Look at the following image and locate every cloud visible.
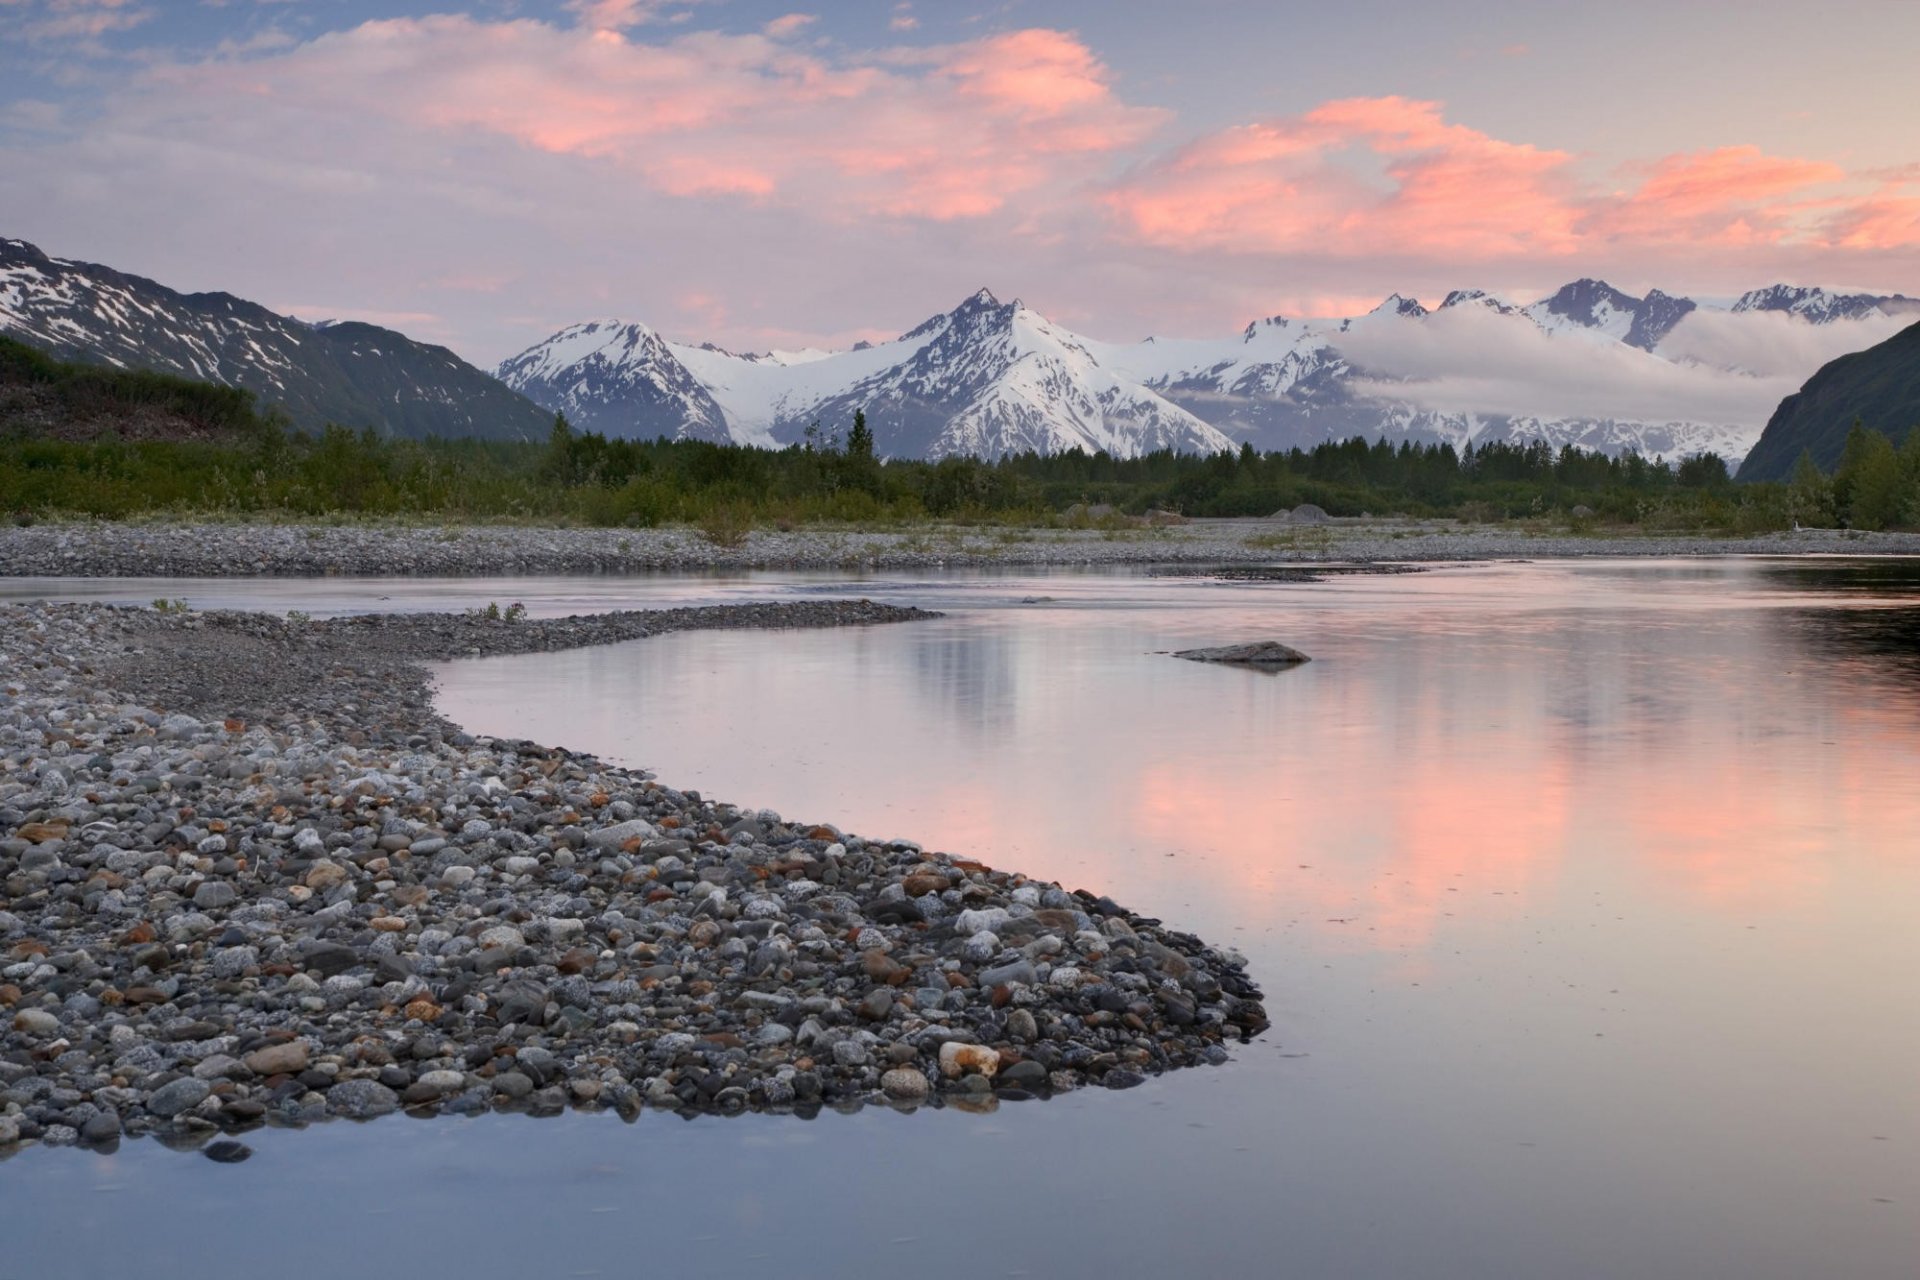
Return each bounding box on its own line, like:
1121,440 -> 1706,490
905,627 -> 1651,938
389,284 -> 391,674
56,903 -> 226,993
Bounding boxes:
1105,96 -> 1584,260
3,14 -> 1914,370
762,12 -> 815,40
1332,303 -> 1904,426
132,16 -> 1163,223
1105,97 -> 1918,272
1655,306 -> 1912,376
11,0 -> 152,41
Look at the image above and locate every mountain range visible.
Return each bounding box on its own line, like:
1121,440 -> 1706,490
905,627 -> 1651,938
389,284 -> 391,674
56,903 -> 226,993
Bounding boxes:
495,280 -> 1920,464
0,237 -> 550,441
5,234 -> 1917,464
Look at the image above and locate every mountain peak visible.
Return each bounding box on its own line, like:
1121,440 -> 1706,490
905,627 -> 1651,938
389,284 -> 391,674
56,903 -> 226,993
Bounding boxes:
1731,283 -> 1920,324
1370,294 -> 1428,318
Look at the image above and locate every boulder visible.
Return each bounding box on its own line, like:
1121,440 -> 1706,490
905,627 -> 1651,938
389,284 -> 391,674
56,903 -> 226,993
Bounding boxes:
1172,641 -> 1311,668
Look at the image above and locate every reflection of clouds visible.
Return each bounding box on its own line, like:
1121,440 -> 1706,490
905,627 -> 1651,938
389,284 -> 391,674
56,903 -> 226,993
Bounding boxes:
436,559 -> 1920,973
906,621 -> 1020,740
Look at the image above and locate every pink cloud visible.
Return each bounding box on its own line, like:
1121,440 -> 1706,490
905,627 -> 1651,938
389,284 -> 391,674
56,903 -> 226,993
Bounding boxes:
1105,96 -> 1917,267
161,17 -> 1161,225
762,13 -> 816,40
1107,96 -> 1582,259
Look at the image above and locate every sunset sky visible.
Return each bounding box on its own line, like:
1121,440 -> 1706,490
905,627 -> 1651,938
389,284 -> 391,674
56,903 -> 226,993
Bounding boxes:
4,0 -> 1918,363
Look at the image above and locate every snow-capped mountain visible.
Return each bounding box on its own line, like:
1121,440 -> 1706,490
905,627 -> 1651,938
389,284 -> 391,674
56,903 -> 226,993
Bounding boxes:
1730,284 -> 1920,325
502,276 -> 1916,464
492,320 -> 730,444
0,237 -> 551,440
499,289 -> 1234,460
1519,279 -> 1697,350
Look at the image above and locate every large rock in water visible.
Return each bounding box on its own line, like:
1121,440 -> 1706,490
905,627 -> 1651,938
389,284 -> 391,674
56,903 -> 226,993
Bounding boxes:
1173,641 -> 1311,667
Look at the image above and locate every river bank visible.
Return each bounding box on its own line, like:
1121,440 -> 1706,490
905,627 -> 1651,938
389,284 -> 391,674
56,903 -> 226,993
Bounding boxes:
0,599 -> 1267,1158
3,518 -> 1918,578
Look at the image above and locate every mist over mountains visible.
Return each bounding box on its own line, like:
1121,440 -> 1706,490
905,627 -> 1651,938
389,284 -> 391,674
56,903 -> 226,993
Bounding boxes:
4,235 -> 1914,464
497,279 -> 1918,464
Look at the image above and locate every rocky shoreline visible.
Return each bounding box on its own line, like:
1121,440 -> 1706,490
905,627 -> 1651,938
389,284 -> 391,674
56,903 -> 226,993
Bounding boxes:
1,600 -> 1269,1158
4,518 -> 1920,579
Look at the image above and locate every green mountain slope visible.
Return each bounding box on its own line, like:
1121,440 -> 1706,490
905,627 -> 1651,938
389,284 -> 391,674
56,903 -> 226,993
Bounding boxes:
1737,319 -> 1920,481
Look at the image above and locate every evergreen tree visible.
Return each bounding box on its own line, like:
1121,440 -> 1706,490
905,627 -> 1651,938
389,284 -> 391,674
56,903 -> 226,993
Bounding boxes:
846,408 -> 875,462
1787,451 -> 1836,527
1837,426 -> 1909,530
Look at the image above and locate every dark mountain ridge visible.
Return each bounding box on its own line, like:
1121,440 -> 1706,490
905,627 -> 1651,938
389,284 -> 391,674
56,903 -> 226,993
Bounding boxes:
0,237 -> 550,441
1736,319 -> 1920,480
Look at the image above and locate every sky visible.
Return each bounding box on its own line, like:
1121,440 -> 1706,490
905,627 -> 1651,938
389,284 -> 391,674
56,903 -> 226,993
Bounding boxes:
3,0 -> 1919,369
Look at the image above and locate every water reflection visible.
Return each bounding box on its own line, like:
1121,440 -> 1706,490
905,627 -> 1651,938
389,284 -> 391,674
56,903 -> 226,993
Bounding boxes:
8,559 -> 1918,1280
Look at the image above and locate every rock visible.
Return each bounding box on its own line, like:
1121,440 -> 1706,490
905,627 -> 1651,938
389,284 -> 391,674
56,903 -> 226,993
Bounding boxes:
204,1140 -> 253,1163
11,1008 -> 59,1038
326,1079 -> 400,1119
302,942 -> 359,977
587,819 -> 656,850
979,959 -> 1036,989
81,1110 -> 122,1143
243,1041 -> 309,1076
880,1068 -> 930,1101
192,881 -> 238,910
937,1042 -> 1001,1080
999,1059 -> 1048,1090
304,860 -> 349,891
1284,502 -> 1330,524
147,1077 -> 212,1118
1172,641 -> 1311,667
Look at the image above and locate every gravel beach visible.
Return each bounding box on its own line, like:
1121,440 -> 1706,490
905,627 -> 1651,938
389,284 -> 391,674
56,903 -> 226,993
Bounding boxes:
4,517 -> 1919,578
0,599 -> 1269,1156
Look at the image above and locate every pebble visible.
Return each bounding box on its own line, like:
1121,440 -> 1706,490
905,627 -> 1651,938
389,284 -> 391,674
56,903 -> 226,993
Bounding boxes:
0,520 -> 1908,579
0,598 -> 1269,1156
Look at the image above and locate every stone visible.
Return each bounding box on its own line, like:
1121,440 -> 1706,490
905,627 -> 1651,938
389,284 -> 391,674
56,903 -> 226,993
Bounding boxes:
304,860 -> 349,891
192,881 -> 238,910
205,1140 -> 253,1163
12,1008 -> 59,1038
880,1068 -> 930,1101
147,1077 -> 212,1118
243,1041 -> 309,1076
999,1059 -> 1048,1090
937,1042 -> 1001,1080
587,819 -> 656,850
326,1079 -> 400,1119
1172,641 -> 1311,667
81,1110 -> 122,1142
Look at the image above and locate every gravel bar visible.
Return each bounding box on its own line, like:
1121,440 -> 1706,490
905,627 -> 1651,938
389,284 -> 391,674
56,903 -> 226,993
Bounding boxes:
0,599 -> 1269,1157
5,519 -> 1920,578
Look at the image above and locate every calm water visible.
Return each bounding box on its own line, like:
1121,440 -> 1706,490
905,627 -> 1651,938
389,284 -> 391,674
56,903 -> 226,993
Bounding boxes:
8,559 -> 1919,1279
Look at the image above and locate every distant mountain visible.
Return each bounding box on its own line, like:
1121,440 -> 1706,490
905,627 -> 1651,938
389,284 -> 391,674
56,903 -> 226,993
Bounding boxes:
500,289 -> 1234,460
493,320 -> 731,444
0,237 -> 551,440
1735,319 -> 1920,481
503,277 -> 1915,464
1731,284 -> 1920,326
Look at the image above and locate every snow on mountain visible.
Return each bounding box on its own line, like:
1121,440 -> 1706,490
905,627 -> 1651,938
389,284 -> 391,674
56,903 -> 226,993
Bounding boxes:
503,288 -> 1232,460
1730,284 -> 1920,325
500,275 -> 1913,466
493,320 -> 731,444
0,236 -> 551,440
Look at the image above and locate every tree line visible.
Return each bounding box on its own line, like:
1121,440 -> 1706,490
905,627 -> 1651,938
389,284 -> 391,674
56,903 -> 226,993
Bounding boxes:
3,347 -> 1916,532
